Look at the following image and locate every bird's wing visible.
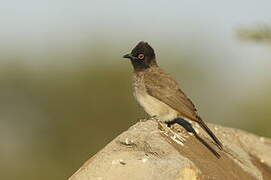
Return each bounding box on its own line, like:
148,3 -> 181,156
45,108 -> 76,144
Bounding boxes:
144,70 -> 198,121
144,69 -> 223,149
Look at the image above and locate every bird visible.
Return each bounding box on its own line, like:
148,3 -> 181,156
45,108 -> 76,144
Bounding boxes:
123,41 -> 223,150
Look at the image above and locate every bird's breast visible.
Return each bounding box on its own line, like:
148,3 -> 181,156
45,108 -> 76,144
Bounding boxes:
133,74 -> 178,122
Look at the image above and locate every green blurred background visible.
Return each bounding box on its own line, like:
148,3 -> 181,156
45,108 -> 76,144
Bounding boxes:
1,1 -> 271,179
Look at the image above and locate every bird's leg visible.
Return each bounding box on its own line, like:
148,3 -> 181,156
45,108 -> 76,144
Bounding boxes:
165,118 -> 179,127
160,119 -> 186,145
165,118 -> 221,158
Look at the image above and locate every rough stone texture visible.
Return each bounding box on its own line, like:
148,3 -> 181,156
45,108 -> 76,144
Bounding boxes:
69,119 -> 271,180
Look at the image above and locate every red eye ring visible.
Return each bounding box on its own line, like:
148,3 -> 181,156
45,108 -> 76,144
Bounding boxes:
138,54 -> 145,60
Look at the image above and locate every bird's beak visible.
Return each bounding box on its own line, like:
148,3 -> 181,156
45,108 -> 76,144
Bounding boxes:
123,53 -> 134,59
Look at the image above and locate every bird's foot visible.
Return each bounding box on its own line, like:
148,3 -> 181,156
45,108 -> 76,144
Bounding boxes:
158,121 -> 186,145
165,120 -> 177,127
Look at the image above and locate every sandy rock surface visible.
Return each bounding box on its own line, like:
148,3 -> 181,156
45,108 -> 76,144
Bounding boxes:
69,119 -> 271,180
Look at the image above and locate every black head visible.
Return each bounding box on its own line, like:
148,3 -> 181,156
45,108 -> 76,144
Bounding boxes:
123,41 -> 157,70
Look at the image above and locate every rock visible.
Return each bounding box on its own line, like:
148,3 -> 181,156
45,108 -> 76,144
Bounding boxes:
68,119 -> 271,180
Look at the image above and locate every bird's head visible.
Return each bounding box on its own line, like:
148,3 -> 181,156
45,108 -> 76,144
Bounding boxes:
123,41 -> 157,70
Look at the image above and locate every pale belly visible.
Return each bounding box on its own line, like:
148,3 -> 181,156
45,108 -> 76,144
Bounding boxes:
134,90 -> 178,122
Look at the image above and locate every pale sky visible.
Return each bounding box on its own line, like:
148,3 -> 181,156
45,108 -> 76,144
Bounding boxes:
0,0 -> 271,77
1,0 -> 271,45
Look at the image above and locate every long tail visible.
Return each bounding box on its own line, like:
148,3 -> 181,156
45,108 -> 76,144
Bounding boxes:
197,116 -> 223,150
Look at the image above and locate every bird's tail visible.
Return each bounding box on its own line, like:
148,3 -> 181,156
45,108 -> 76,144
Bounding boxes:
197,116 -> 223,150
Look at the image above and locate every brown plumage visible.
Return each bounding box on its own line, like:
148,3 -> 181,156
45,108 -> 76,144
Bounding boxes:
123,41 -> 223,150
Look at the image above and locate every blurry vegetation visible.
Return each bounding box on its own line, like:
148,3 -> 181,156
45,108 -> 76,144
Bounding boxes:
236,23 -> 271,136
0,40 -> 271,180
240,89 -> 271,136
237,24 -> 271,43
0,57 -> 141,179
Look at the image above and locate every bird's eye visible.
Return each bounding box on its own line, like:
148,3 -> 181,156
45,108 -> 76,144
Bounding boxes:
138,54 -> 145,60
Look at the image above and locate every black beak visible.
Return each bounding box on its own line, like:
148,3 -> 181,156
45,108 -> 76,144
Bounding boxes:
123,53 -> 134,59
